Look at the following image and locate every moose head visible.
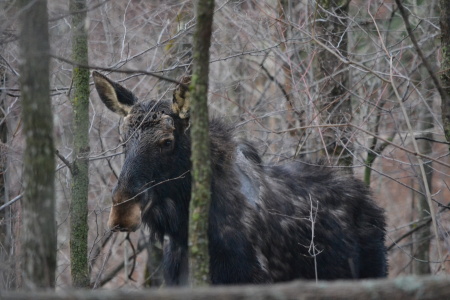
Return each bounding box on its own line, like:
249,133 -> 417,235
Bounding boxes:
93,71 -> 191,233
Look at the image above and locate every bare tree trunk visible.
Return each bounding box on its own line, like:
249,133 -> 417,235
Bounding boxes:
69,0 -> 90,288
188,0 -> 215,286
277,0 -> 296,136
0,40 -> 12,290
313,0 -> 352,166
440,0 -> 450,149
412,108 -> 433,275
411,0 -> 438,274
0,4 -> 17,288
17,0 -> 56,289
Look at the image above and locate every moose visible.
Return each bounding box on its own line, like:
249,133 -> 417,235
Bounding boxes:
93,71 -> 388,285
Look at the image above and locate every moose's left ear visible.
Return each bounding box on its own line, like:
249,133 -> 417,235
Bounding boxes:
172,76 -> 191,119
92,71 -> 137,117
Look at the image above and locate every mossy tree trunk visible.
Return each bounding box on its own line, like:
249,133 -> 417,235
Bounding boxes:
312,0 -> 352,166
188,0 -> 215,286
69,0 -> 90,288
17,0 -> 56,289
440,0 -> 450,150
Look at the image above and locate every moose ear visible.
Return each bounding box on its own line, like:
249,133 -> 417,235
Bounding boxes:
92,71 -> 137,116
172,76 -> 191,119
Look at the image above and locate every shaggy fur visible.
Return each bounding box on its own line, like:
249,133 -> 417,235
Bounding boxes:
93,72 -> 388,285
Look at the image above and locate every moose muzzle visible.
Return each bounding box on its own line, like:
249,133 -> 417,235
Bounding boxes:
107,190 -> 142,232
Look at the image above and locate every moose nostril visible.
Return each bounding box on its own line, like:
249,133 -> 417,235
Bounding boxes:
109,224 -> 133,233
110,226 -> 120,232
109,224 -> 124,232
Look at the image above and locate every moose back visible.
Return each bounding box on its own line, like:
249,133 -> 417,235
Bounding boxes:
93,71 -> 388,285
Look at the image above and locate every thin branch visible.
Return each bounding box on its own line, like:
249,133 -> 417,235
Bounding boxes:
394,0 -> 450,108
309,15 -> 390,84
51,55 -> 189,89
387,201 -> 450,251
0,194 -> 22,212
55,149 -> 73,174
415,136 -> 450,145
270,122 -> 450,169
259,61 -> 303,121
94,240 -> 146,288
0,54 -> 19,77
125,233 -> 137,281
387,218 -> 431,251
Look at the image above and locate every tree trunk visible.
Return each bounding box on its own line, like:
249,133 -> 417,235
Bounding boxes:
69,0 -> 90,288
412,0 -> 438,273
277,0 -> 297,136
17,0 -> 56,289
0,36 -> 13,290
312,0 -> 352,166
188,0 -> 215,286
412,108 -> 433,275
440,0 -> 450,149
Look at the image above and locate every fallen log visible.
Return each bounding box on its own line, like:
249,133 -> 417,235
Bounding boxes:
1,275 -> 449,300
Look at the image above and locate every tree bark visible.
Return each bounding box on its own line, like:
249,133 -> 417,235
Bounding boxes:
440,0 -> 450,150
188,0 -> 215,286
17,0 -> 56,289
69,0 -> 90,288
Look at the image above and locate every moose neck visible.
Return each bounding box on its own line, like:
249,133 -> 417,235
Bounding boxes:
145,118 -> 237,242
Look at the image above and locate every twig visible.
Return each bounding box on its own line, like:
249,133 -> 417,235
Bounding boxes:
387,218 -> 431,251
89,228 -> 113,270
0,54 -> 19,77
415,136 -> 450,145
309,11 -> 390,85
269,122 -> 450,169
125,233 -> 137,281
94,239 -> 146,287
55,149 -> 73,174
307,196 -> 320,283
51,55 -> 189,89
394,0 -> 449,108
260,62 -> 303,121
106,171 -> 189,211
0,194 -> 22,212
97,123 -> 119,179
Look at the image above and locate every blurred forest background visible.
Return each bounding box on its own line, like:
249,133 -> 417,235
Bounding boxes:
1,0 -> 450,290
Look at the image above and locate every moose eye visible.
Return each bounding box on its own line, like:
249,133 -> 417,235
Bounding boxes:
163,139 -> 172,147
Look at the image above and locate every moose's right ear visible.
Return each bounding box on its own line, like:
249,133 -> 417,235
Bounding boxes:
92,71 -> 137,116
172,76 -> 191,120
